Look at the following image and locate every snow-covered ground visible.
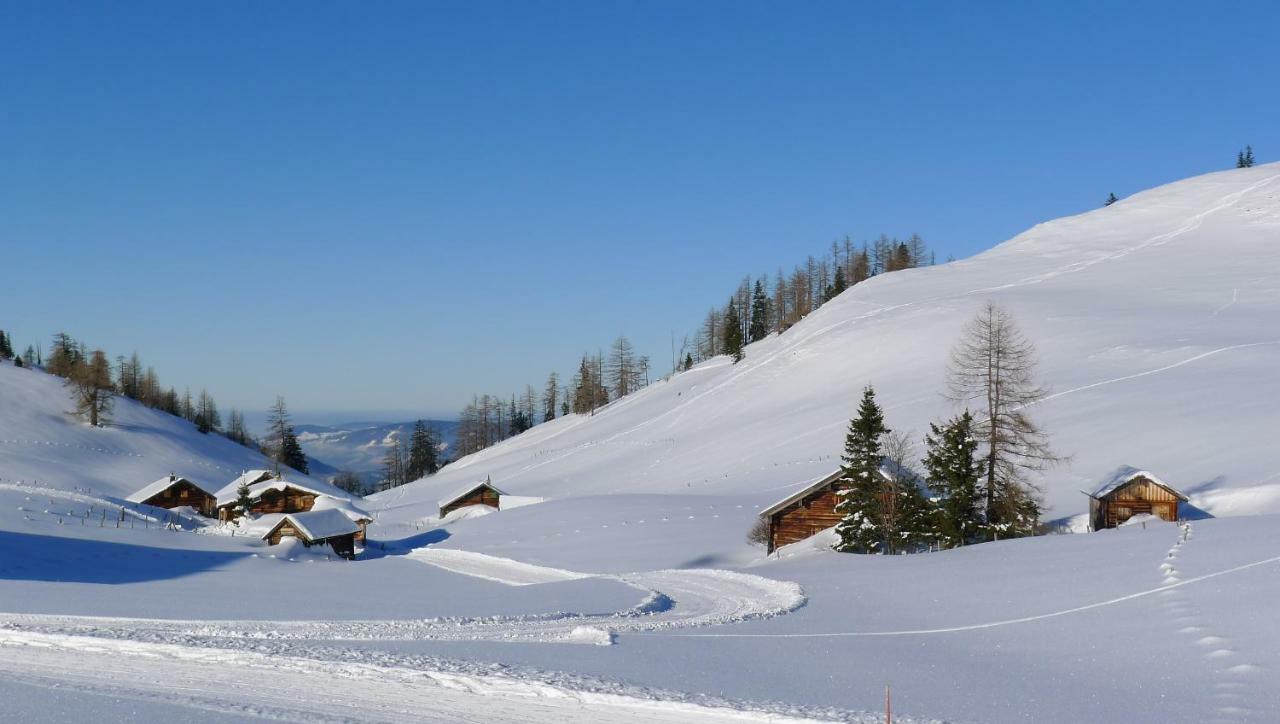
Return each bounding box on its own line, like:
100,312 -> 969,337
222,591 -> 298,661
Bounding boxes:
3,164 -> 1280,722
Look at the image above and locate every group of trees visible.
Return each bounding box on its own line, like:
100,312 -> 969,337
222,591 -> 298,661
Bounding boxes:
453,334 -> 653,459
375,420 -> 443,491
1236,145 -> 1256,168
689,234 -> 933,367
9,329 -> 313,477
830,302 -> 1059,554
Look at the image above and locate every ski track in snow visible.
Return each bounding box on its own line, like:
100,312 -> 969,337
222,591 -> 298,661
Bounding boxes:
0,549 -> 806,645
653,549 -> 1280,639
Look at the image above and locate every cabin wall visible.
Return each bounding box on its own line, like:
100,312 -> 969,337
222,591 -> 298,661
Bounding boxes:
266,521 -> 301,545
142,482 -> 216,517
1097,477 -> 1182,529
768,484 -> 847,552
440,488 -> 500,517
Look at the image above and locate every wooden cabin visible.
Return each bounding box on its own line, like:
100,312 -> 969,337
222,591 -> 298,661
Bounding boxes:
262,509 -> 360,560
759,468 -> 893,553
438,479 -> 504,518
126,474 -> 218,517
1085,467 -> 1188,531
216,475 -> 325,522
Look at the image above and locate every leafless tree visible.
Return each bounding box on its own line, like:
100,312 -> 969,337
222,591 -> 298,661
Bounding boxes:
947,302 -> 1059,534
69,349 -> 114,426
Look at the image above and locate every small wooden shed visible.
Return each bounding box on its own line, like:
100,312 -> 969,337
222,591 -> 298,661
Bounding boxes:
262,509 -> 361,560
1085,467 -> 1188,531
438,479 -> 504,518
759,468 -> 893,553
126,474 -> 218,517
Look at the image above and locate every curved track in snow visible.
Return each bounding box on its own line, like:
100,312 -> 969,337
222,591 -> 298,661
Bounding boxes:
0,549 -> 805,645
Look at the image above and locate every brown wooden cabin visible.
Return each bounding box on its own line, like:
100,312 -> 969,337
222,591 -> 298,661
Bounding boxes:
218,482 -> 321,522
759,468 -> 893,553
438,479 -> 504,518
126,475 -> 218,517
1086,468 -> 1188,531
262,509 -> 360,560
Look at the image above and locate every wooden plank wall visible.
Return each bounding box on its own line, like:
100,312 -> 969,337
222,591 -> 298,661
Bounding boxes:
769,484 -> 847,551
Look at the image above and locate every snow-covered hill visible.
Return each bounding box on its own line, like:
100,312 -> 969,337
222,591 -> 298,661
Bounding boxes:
373,163 -> 1280,530
0,362 -> 349,501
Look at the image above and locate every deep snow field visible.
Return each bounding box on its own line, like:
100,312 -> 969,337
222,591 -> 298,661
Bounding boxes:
2,163 -> 1280,722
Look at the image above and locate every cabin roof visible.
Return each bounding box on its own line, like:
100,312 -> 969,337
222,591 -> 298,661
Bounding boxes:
125,474 -> 216,504
759,467 -> 893,517
438,480 -> 505,509
262,508 -> 360,543
215,477 -> 339,507
310,494 -> 372,523
1089,466 -> 1188,501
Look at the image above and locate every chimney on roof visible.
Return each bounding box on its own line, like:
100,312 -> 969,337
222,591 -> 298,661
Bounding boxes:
170,472 -> 176,481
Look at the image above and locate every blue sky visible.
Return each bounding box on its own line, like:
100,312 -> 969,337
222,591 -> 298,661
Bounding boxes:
2,1 -> 1276,420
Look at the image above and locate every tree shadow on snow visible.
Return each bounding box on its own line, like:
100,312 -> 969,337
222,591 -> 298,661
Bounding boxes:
0,531 -> 247,584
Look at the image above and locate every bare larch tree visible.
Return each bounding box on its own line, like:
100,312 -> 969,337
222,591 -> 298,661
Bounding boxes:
947,302 -> 1059,536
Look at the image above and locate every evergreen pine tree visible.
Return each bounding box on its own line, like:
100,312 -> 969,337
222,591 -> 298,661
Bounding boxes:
266,396 -> 308,474
1244,145 -> 1255,167
235,481 -> 253,517
722,299 -> 744,362
833,386 -> 890,554
1237,150 -> 1248,168
684,353 -> 694,371
748,280 -> 770,342
1105,192 -> 1118,206
14,356 -> 23,368
923,411 -> 984,548
0,331 -> 12,360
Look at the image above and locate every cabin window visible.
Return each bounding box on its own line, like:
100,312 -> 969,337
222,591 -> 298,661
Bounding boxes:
179,489 -> 188,498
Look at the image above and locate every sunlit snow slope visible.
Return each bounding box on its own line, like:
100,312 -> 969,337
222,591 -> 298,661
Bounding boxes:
0,364 -> 344,499
374,164 -> 1280,525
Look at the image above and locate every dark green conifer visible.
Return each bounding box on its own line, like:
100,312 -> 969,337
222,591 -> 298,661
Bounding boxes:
833,386 -> 889,553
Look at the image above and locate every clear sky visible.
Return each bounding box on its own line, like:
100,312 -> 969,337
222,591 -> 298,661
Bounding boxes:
3,1 -> 1276,421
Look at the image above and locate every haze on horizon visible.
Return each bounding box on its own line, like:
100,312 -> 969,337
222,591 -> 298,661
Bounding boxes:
3,1 -> 1276,420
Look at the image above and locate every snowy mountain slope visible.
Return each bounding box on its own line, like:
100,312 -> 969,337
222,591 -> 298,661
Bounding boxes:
372,163 -> 1280,529
0,362 -> 350,501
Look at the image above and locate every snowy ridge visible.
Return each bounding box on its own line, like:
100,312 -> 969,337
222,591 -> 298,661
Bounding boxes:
371,164 -> 1280,527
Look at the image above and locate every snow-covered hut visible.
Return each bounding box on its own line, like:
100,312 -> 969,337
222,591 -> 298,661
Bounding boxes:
215,471 -> 330,521
126,474 -> 218,517
261,509 -> 361,560
758,468 -> 894,553
1084,467 -> 1188,531
438,478 -> 504,518
310,495 -> 374,543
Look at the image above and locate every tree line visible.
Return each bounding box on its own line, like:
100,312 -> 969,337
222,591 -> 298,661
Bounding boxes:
447,233 -> 936,465
788,302 -> 1061,555
688,233 -> 934,366
2,329 -> 311,478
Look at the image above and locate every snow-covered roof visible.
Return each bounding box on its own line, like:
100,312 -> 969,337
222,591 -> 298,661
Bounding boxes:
216,476 -> 344,507
263,508 -> 360,542
438,480 -> 506,509
311,494 -> 372,522
125,474 -> 216,504
213,470 -> 278,503
759,467 -> 893,517
1089,466 -> 1188,501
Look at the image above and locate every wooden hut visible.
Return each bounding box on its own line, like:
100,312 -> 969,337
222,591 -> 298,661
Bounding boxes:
759,468 -> 893,553
438,479 -> 504,518
1085,467 -> 1188,531
261,509 -> 361,560
215,473 -> 328,521
126,474 -> 218,517
310,496 -> 374,543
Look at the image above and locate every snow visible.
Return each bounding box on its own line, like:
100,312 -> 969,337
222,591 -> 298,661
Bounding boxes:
270,508 -> 361,541
4,164 -> 1280,721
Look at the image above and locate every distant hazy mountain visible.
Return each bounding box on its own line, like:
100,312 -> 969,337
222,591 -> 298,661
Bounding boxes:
295,420 -> 458,482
